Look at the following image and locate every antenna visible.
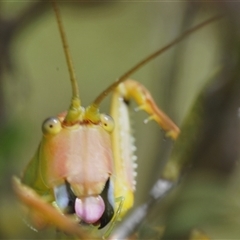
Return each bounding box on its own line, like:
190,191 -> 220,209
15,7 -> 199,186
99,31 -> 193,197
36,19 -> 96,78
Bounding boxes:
52,0 -> 82,124
92,15 -> 222,107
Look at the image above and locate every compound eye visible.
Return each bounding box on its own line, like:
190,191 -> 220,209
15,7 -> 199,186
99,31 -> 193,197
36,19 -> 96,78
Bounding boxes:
100,114 -> 114,133
42,117 -> 62,136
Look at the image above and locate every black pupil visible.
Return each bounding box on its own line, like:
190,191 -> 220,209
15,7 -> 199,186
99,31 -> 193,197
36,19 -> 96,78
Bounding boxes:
49,124 -> 53,128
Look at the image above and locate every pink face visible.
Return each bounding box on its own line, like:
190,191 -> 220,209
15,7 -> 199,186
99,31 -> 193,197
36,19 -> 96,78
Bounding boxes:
39,121 -> 115,228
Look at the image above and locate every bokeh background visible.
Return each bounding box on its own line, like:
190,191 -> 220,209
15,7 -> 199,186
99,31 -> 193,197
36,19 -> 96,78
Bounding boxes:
1,1 -> 239,239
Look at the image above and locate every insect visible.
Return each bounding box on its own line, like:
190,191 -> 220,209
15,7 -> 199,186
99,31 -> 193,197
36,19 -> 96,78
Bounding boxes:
12,1 -> 221,239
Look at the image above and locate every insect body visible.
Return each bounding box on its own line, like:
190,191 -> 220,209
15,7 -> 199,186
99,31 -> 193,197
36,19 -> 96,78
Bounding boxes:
12,1 -> 220,238
18,76 -> 179,232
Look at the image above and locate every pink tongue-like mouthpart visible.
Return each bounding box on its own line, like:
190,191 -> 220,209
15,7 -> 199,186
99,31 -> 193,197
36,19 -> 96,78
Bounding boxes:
75,196 -> 105,224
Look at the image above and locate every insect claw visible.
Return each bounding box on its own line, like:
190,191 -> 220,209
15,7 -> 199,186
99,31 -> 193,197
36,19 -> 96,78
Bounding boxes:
131,145 -> 137,152
130,136 -> 136,144
143,115 -> 155,124
133,163 -> 138,169
132,155 -> 137,161
165,130 -> 179,140
134,105 -> 145,112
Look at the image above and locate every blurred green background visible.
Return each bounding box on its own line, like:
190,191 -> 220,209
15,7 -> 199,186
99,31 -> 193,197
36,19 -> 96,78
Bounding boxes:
0,1 -> 229,239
